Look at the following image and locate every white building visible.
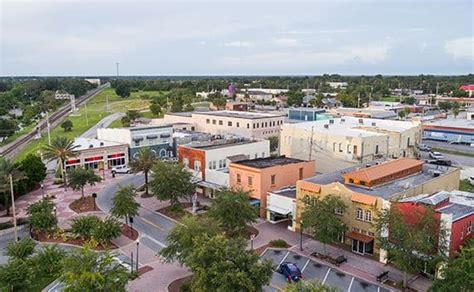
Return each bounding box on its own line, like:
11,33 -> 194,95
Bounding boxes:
163,110 -> 286,139
327,82 -> 348,89
280,117 -> 422,173
85,78 -> 101,86
55,90 -> 74,100
266,185 -> 297,231
65,138 -> 129,170
246,88 -> 289,95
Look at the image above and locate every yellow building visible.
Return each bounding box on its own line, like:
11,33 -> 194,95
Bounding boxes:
295,158 -> 460,262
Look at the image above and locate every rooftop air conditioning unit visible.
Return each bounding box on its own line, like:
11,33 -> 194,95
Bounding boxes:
341,118 -> 345,123
329,119 -> 334,124
359,118 -> 364,124
89,144 -> 94,148
100,142 -> 104,146
372,122 -> 376,126
324,124 -> 329,129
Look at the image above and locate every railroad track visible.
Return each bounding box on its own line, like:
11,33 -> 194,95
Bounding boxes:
0,83 -> 109,158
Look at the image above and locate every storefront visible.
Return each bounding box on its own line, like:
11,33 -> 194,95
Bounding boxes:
346,231 -> 374,256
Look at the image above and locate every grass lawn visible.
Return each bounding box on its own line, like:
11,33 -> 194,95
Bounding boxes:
108,119 -> 123,128
431,147 -> 474,158
14,88 -> 152,161
460,179 -> 474,192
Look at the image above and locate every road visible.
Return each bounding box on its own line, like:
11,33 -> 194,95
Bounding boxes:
96,174 -> 177,251
81,112 -> 125,139
422,140 -> 474,167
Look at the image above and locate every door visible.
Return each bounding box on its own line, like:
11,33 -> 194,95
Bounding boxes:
352,240 -> 365,254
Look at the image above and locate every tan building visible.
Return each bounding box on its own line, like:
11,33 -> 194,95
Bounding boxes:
280,116 -> 422,173
293,158 -> 460,262
163,110 -> 285,139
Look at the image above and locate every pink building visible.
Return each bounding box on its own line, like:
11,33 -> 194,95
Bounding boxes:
229,156 -> 315,217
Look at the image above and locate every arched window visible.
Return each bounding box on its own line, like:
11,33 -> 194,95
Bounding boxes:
159,149 -> 167,158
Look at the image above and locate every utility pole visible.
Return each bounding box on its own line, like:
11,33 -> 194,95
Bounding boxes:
308,126 -> 315,161
105,95 -> 110,112
10,174 -> 18,242
436,82 -> 439,96
84,103 -> 89,126
46,112 -> 51,145
116,62 -> 120,77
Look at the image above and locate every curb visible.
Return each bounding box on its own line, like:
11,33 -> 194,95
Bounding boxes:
0,224 -> 26,236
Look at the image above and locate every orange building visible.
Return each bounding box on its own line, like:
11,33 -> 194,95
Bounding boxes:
229,156 -> 315,217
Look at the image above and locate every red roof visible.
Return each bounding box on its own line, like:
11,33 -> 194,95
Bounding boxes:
459,85 -> 474,91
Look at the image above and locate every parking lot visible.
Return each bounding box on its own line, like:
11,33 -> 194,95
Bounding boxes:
261,248 -> 391,292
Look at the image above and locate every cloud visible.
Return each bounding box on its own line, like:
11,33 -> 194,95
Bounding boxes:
224,41 -> 254,48
271,38 -> 300,47
445,37 -> 474,60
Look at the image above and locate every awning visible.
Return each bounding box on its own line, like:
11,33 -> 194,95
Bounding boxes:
249,199 -> 260,206
351,193 -> 377,206
196,180 -> 223,190
146,135 -> 158,139
346,231 -> 374,243
267,205 -> 292,215
298,181 -> 321,193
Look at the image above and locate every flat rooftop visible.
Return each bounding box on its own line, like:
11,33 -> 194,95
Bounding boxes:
423,118 -> 474,129
193,110 -> 285,120
285,116 -> 418,138
269,185 -> 297,198
182,139 -> 261,150
232,156 -> 307,169
305,159 -> 457,200
73,137 -> 124,151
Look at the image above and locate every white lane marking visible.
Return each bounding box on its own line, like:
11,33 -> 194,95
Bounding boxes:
141,235 -> 167,248
348,276 -> 355,292
278,251 -> 290,266
301,259 -> 310,272
322,268 -> 331,285
377,287 -> 380,292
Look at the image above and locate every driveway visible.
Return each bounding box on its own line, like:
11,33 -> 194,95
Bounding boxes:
261,248 -> 392,292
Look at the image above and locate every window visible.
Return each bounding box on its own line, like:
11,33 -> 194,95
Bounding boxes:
347,145 -> 352,154
468,221 -> 472,234
236,173 -> 241,184
218,159 -> 227,168
356,208 -> 363,220
253,124 -> 256,129
247,123 -> 250,129
333,142 -> 336,152
262,152 -> 265,157
212,119 -> 216,125
407,137 -> 410,147
255,153 -> 258,159
183,158 -> 189,168
352,227 -> 360,233
209,161 -> 217,170
349,178 -> 354,183
271,175 -> 276,185
248,176 -> 253,186
206,119 -> 210,124
353,145 -> 358,155
339,143 -> 343,153
218,120 -> 223,125
256,123 -> 259,128
134,141 -> 140,147
335,207 -> 343,215
236,122 -> 239,127
228,121 -> 232,126
360,181 -> 366,186
364,210 -> 372,222
299,168 -> 303,180
375,145 -> 379,154
194,161 -> 201,171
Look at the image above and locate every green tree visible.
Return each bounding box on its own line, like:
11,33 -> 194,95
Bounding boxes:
160,216 -> 221,264
121,116 -> 131,127
301,194 -> 347,256
42,136 -> 78,190
337,92 -> 355,107
268,136 -> 279,152
18,154 -> 46,194
452,102 -> 461,118
71,215 -> 100,239
61,119 -> 73,132
187,234 -> 273,291
149,103 -> 162,116
283,280 -> 338,292
438,101 -> 453,112
150,161 -> 195,209
287,91 -> 304,106
27,199 -> 57,233
5,237 -> 36,260
31,244 -> 66,275
208,188 -> 258,237
129,148 -> 156,196
0,258 -> 33,292
0,119 -> 17,138
67,167 -> 102,198
431,239 -> 474,292
92,216 -> 121,245
375,205 -> 447,288
60,245 -> 129,292
398,108 -> 410,120
403,96 -> 416,105
111,186 -> 140,226
184,103 -> 194,111
115,82 -> 131,98
0,158 -> 24,215
126,110 -> 141,121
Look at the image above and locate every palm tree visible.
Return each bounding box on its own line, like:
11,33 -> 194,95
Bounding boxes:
0,158 -> 24,215
129,148 -> 156,196
42,137 -> 78,191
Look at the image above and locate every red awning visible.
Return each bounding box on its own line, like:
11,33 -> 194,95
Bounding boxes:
346,231 -> 374,243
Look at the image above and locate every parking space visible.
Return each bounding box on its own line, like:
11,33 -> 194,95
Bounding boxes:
261,248 -> 390,291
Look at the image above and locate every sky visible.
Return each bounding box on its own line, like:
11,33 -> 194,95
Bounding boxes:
0,0 -> 473,76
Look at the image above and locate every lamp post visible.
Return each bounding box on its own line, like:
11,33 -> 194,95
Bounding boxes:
40,183 -> 45,199
53,206 -> 57,218
92,193 -> 97,210
250,234 -> 255,250
129,216 -> 134,237
9,174 -> 18,242
299,220 -> 304,251
136,241 -> 139,272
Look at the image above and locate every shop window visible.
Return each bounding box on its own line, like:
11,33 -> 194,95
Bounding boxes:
236,173 -> 241,184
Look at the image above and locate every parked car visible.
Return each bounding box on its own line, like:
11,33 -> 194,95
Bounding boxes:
277,262 -> 303,282
416,143 -> 431,151
429,151 -> 444,160
112,165 -> 130,174
426,159 -> 452,166
469,176 -> 474,186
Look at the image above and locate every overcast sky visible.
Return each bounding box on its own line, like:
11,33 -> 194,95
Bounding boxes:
1,0 -> 473,76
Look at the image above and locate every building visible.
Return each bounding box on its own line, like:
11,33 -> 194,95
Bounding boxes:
328,107 -> 397,120
239,90 -> 273,101
398,190 -> 474,256
65,138 -> 129,171
280,117 -> 422,174
293,158 -> 460,262
97,125 -> 173,159
54,90 -> 74,100
327,82 -> 348,89
163,110 -> 286,139
459,84 -> 474,97
177,139 -> 270,197
422,118 -> 474,145
266,186 -> 298,230
84,78 -> 101,86
225,101 -> 249,111
228,156 -> 314,217
302,95 -> 315,106
467,107 -> 474,120
246,88 -> 289,95
287,108 -> 331,122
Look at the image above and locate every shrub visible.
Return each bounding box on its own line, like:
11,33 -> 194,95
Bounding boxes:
71,215 -> 100,239
269,239 -> 289,248
27,200 -> 57,233
92,217 -> 121,244
31,244 -> 65,275
5,237 -> 36,260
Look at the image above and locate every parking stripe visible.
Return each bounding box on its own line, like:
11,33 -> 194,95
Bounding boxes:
377,287 -> 380,292
348,276 -> 355,291
301,259 -> 310,272
278,251 -> 290,266
322,268 -> 331,285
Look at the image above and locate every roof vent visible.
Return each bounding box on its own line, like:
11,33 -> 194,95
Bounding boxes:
89,144 -> 94,148
329,119 -> 334,124
358,118 -> 364,124
372,122 -> 376,126
341,118 -> 345,123
100,142 -> 104,146
324,124 -> 329,129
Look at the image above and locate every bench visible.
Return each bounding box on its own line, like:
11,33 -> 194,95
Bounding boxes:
376,271 -> 389,282
334,255 -> 347,266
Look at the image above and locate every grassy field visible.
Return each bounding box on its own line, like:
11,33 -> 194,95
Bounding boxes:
460,179 -> 474,192
14,88 -> 152,161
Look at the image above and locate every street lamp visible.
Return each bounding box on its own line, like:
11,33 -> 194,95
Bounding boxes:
129,216 -> 134,237
250,234 -> 255,250
40,183 -> 45,199
136,241 -> 140,272
299,219 -> 304,251
53,206 -> 57,218
92,193 -> 97,210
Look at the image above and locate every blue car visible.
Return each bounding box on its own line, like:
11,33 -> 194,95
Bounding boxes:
278,262 -> 303,282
